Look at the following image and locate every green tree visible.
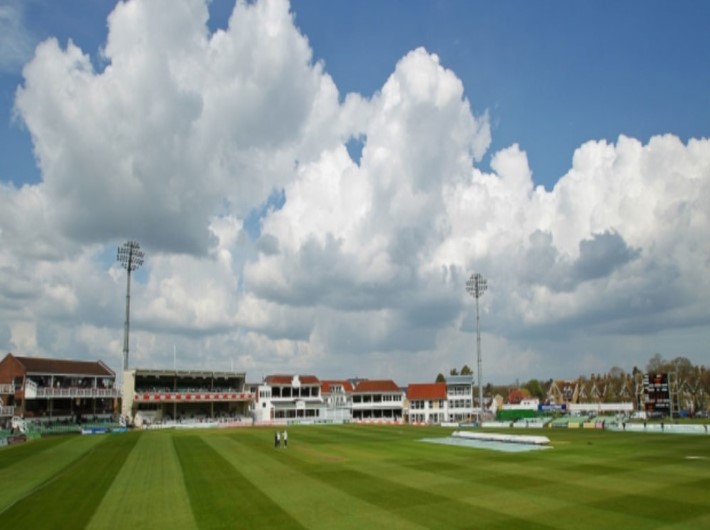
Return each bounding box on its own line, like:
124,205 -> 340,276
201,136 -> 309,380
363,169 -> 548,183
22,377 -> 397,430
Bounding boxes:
670,356 -> 693,382
698,368 -> 710,412
507,388 -> 530,404
647,353 -> 666,374
604,367 -> 625,403
435,373 -> 446,383
450,368 -> 459,376
524,379 -> 545,400
461,364 -> 473,375
609,366 -> 625,379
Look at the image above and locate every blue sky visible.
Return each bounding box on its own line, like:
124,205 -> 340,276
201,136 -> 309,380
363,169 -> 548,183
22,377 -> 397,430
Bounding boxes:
3,0 -> 709,189
289,0 -> 710,187
1,0 -> 709,383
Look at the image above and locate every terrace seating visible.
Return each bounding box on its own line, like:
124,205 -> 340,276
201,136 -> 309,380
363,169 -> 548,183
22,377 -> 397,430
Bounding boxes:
550,416 -> 587,428
25,422 -> 82,435
515,418 -> 552,428
588,416 -> 616,426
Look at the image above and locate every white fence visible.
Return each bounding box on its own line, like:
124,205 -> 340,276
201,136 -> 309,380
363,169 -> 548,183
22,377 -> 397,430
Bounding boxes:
568,402 -> 634,414
610,423 -> 709,435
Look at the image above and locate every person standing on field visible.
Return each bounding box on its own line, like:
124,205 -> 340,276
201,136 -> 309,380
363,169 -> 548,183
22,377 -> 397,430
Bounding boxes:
283,429 -> 288,448
274,431 -> 280,448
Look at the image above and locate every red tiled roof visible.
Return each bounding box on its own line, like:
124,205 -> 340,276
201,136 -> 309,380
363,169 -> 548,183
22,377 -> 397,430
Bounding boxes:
320,380 -> 354,393
354,379 -> 400,393
407,383 -> 446,400
265,374 -> 320,385
13,356 -> 114,377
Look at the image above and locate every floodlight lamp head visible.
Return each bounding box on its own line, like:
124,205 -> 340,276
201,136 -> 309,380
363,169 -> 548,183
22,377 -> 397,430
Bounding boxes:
466,272 -> 487,299
117,240 -> 145,272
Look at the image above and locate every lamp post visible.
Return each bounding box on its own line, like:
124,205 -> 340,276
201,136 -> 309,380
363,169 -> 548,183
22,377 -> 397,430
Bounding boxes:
466,273 -> 487,424
117,240 -> 144,371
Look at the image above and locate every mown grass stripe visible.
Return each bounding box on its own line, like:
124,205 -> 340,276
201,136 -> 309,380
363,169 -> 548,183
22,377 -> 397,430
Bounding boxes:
0,435 -> 74,470
315,464 -> 557,529
319,432 -> 692,529
206,430 -> 426,530
369,441 -> 620,521
0,434 -> 106,513
1,432 -> 139,529
588,493 -> 710,523
86,431 -> 197,530
235,429 -> 558,529
2,425 -> 708,529
173,434 -> 305,530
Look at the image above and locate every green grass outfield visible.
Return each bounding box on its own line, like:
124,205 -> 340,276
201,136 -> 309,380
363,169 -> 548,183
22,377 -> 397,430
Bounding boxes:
1,425 -> 709,529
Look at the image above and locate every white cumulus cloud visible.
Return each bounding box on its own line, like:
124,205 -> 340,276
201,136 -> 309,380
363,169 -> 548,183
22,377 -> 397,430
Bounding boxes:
1,0 -> 708,383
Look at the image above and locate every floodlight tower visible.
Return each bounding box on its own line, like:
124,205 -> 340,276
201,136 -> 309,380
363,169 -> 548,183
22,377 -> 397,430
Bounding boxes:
466,272 -> 487,424
117,240 -> 144,371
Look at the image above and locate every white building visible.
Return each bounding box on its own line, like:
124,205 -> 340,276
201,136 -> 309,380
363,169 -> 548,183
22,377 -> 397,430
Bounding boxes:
407,383 -> 447,424
252,375 -> 323,422
406,375 -> 474,424
320,380 -> 354,422
445,374 -> 474,422
352,380 -> 404,422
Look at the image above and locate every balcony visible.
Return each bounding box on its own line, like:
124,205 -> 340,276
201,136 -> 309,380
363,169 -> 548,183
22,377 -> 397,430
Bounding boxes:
29,387 -> 121,399
271,395 -> 322,403
447,390 -> 472,398
133,391 -> 254,403
352,401 -> 403,409
0,384 -> 14,394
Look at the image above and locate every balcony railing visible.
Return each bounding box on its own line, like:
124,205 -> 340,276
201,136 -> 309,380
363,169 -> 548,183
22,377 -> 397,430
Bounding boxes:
0,384 -> 14,394
352,401 -> 403,409
29,387 -> 121,399
270,395 -> 321,402
447,390 -> 472,397
133,391 -> 254,403
0,406 -> 14,417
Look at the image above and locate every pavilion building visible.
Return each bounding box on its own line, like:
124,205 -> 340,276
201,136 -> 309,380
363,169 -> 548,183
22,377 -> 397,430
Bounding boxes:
0,353 -> 119,422
352,379 -> 404,423
121,368 -> 252,426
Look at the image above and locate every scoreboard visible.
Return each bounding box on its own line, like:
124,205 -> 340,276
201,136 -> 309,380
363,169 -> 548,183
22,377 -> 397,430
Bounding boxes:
643,373 -> 670,415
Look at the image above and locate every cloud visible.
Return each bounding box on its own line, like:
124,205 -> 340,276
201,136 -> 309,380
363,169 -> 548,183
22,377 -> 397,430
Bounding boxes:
521,229 -> 640,293
1,0 -> 709,383
574,231 -> 639,282
13,0 -> 339,255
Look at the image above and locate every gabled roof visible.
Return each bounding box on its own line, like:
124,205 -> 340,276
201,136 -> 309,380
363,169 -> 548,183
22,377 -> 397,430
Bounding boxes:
354,379 -> 401,393
265,374 -> 320,385
407,383 -> 446,400
546,379 -> 578,403
10,354 -> 114,377
320,380 -> 354,393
